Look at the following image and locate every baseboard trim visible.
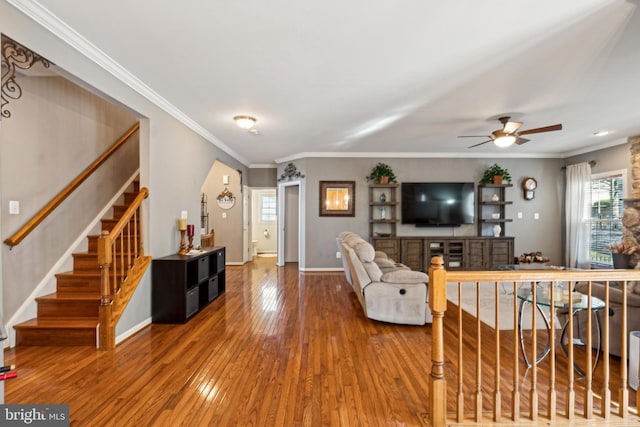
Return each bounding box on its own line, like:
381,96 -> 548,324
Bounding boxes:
116,317 -> 152,346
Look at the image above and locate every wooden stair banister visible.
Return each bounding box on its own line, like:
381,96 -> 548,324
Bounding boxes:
427,256 -> 447,427
426,264 -> 640,426
3,122 -> 140,248
98,187 -> 149,350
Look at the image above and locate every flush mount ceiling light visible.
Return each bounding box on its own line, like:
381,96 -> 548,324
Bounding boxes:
233,115 -> 256,130
593,130 -> 610,137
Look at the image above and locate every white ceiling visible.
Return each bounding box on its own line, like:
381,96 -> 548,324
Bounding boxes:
14,0 -> 640,166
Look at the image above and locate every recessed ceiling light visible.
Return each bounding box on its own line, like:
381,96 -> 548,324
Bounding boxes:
593,130 -> 609,137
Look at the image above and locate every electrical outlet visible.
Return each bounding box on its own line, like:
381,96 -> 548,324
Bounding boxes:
336,251 -> 342,259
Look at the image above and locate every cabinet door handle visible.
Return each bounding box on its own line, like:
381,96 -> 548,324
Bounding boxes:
399,289 -> 406,295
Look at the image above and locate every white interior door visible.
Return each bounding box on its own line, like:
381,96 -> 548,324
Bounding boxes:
285,185 -> 299,263
277,179 -> 306,268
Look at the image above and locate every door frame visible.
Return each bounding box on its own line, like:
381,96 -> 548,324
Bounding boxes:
277,178 -> 305,269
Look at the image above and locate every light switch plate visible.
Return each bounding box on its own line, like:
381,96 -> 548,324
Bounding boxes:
9,200 -> 19,215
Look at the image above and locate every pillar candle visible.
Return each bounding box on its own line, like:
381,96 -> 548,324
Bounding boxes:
178,218 -> 187,231
187,224 -> 195,236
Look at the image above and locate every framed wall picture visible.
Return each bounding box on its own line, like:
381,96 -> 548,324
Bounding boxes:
319,181 -> 355,217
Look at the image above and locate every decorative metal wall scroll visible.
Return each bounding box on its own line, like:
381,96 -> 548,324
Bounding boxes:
278,163 -> 305,181
1,35 -> 53,119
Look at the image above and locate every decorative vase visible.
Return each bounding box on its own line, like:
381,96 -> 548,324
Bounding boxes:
380,207 -> 386,219
379,193 -> 387,202
492,175 -> 504,185
612,253 -> 631,269
493,224 -> 501,237
491,193 -> 499,201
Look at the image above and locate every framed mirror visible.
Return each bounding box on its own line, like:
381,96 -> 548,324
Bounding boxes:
319,181 -> 355,217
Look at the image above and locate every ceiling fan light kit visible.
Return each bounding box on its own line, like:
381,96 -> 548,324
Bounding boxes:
494,135 -> 516,147
461,116 -> 562,149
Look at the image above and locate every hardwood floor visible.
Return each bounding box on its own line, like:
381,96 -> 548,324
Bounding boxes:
4,258 -> 639,426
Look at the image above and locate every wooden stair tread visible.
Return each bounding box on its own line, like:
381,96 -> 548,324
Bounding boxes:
14,180 -> 146,347
36,292 -> 100,301
14,318 -> 98,328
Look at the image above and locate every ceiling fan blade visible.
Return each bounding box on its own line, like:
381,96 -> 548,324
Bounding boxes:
468,139 -> 492,148
503,121 -> 523,134
517,124 -> 562,136
514,137 -> 530,145
458,135 -> 491,138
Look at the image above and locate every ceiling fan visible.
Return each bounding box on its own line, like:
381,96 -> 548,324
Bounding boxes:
459,116 -> 562,148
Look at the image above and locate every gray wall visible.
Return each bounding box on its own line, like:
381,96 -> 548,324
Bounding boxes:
565,142 -> 631,189
284,157 -> 565,269
248,167 -> 277,187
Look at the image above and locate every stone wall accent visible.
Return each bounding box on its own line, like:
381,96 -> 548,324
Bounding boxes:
623,136 -> 640,267
629,135 -> 640,198
623,199 -> 640,267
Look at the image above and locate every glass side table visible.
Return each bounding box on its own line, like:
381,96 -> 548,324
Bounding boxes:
517,285 -> 605,376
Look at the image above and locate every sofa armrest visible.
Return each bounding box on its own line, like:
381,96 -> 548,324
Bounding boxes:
575,282 -> 640,308
374,251 -> 389,260
381,269 -> 428,284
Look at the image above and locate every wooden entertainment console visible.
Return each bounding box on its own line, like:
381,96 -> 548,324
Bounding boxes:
369,182 -> 515,271
372,236 -> 514,272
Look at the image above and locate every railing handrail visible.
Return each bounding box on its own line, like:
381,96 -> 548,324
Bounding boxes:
427,257 -> 640,426
98,186 -> 149,350
108,188 -> 148,239
445,268 -> 638,282
3,122 -> 140,248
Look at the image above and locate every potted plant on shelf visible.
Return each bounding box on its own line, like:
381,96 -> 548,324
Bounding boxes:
366,162 -> 397,185
480,163 -> 512,185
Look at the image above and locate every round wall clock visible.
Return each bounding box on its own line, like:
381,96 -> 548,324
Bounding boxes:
522,177 -> 537,200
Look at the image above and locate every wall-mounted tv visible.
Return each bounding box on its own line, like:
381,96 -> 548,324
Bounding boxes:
401,182 -> 475,227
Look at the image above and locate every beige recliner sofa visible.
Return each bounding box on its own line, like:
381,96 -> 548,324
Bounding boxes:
337,232 -> 432,325
574,281 -> 640,358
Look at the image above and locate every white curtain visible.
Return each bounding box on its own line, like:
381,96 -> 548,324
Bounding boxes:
565,162 -> 592,268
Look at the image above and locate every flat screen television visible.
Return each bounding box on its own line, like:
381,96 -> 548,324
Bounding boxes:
401,182 -> 475,227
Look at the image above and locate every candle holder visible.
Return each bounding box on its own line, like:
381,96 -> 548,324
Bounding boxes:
188,235 -> 194,252
178,230 -> 187,255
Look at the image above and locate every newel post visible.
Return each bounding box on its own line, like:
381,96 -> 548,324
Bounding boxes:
428,256 -> 447,427
97,230 -> 115,350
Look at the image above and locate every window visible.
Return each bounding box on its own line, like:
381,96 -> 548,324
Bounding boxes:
260,195 -> 276,222
590,170 -> 626,267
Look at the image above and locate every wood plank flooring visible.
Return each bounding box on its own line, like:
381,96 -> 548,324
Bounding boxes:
4,258 -> 640,426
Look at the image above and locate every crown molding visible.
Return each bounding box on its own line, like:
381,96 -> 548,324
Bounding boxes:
7,0 -> 249,166
561,137 -> 628,158
274,150 -> 565,164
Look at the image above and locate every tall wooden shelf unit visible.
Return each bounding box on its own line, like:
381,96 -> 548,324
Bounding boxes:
368,183 -> 399,240
477,184 -> 513,237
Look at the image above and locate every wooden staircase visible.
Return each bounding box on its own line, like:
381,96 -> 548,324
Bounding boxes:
14,183 -> 143,346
